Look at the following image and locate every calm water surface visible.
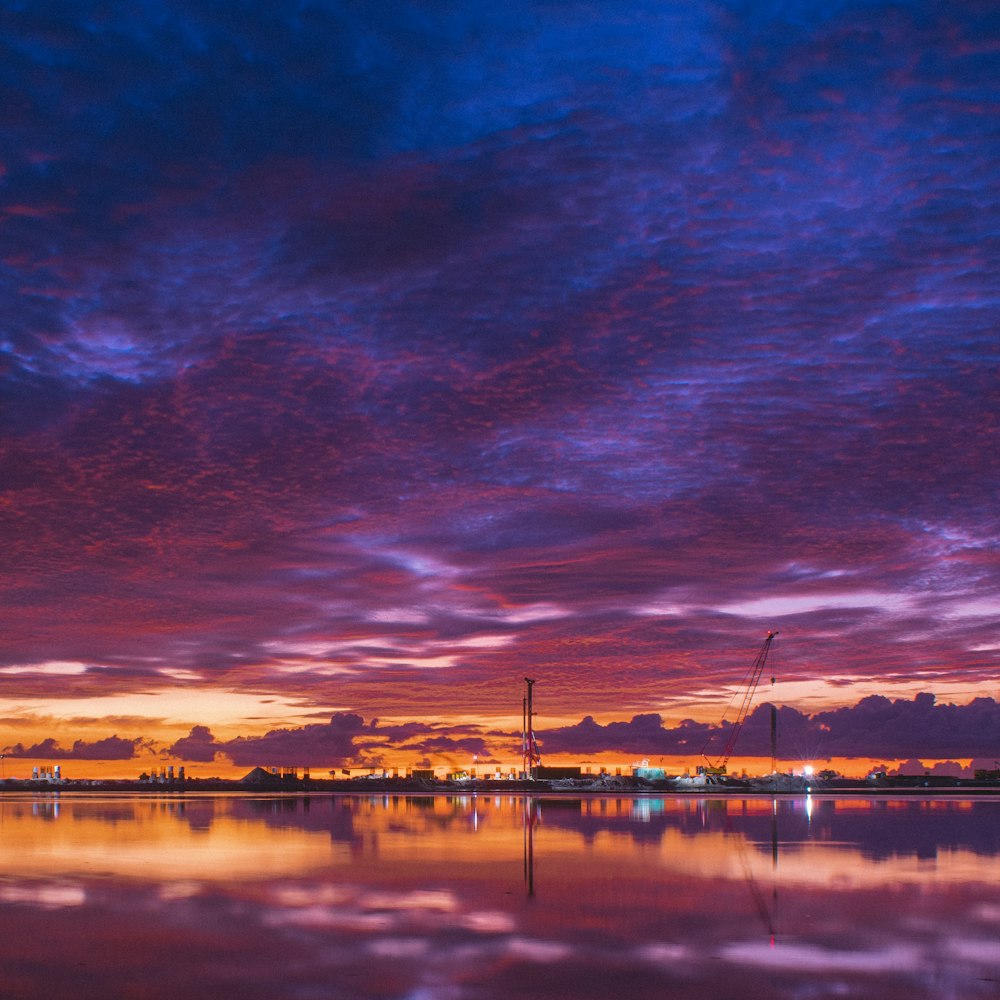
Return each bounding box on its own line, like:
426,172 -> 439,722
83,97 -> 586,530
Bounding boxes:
1,792 -> 998,999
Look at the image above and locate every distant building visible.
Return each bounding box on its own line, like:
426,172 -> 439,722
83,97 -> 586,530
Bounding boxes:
632,766 -> 668,781
31,765 -> 64,784
536,765 -> 582,780
240,766 -> 305,786
241,767 -> 282,786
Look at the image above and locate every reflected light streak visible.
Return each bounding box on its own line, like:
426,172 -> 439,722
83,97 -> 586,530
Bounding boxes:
0,797 -> 349,882
0,792 -> 996,1000
1,793 -> 998,894
0,883 -> 86,908
722,940 -> 922,972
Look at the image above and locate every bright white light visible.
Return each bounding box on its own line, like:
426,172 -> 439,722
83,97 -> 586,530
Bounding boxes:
803,764 -> 814,776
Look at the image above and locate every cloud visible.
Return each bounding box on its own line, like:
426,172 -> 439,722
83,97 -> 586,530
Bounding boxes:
10,691 -> 1000,768
0,2 -> 996,746
166,725 -> 221,763
395,735 -> 491,759
219,713 -> 368,767
3,735 -> 148,760
210,715 -> 491,768
538,694 -> 1000,761
801,694 -> 1000,759
540,714 -> 712,756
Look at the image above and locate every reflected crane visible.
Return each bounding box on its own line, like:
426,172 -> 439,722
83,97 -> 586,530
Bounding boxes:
522,795 -> 539,898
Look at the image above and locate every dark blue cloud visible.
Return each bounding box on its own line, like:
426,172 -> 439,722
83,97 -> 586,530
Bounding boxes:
0,2 -> 997,754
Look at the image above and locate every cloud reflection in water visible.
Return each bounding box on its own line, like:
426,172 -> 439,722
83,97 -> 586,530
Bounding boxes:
0,793 -> 997,1000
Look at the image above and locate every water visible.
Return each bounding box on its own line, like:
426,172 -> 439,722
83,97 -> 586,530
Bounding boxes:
1,792 -> 998,999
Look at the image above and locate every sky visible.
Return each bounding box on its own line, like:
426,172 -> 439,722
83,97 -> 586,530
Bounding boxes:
1,1 -> 998,777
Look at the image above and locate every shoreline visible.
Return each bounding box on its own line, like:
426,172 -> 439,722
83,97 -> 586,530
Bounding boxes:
4,776 -> 1000,796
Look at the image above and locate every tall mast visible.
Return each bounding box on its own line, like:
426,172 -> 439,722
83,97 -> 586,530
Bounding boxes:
521,695 -> 528,778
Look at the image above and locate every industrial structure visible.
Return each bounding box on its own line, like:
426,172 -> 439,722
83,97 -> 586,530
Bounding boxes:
522,676 -> 542,779
701,630 -> 779,776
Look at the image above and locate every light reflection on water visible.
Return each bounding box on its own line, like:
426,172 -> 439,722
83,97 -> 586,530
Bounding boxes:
1,793 -> 998,999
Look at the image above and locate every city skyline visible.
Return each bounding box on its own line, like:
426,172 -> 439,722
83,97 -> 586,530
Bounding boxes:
2,2 -> 998,777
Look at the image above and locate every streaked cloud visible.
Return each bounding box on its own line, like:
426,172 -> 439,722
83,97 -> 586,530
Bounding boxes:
0,1 -> 997,767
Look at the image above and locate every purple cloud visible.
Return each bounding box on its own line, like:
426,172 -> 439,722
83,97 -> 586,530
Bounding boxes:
3,735 -> 147,760
219,713 -> 368,768
166,725 -> 221,763
539,694 -> 1000,762
0,2 -> 996,752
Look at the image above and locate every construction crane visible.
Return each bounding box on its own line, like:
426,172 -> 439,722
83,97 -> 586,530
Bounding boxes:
522,677 -> 542,779
702,631 -> 779,776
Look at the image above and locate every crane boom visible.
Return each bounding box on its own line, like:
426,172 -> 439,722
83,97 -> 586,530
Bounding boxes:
703,631 -> 778,773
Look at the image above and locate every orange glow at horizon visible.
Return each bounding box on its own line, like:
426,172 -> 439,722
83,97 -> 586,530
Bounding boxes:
2,752 -> 983,783
2,664 -> 998,782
